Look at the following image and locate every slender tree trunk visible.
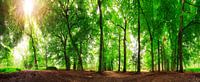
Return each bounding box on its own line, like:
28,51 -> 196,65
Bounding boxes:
77,43 -> 83,71
111,59 -> 114,71
150,37 -> 154,72
161,43 -> 164,71
171,48 -> 176,71
73,56 -> 77,70
167,59 -> 170,71
45,48 -> 48,68
78,41 -> 83,70
137,0 -> 141,73
150,0 -> 154,72
30,35 -> 38,70
63,38 -> 70,70
176,47 -> 179,72
158,40 -> 160,72
98,0 -> 104,73
123,18 -> 127,72
178,0 -> 184,73
173,47 -> 177,71
118,31 -> 121,72
163,43 -> 166,71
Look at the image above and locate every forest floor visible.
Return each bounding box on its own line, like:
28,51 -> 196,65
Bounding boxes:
0,70 -> 200,82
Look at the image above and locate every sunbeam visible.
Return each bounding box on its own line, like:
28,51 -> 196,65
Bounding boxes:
23,0 -> 34,16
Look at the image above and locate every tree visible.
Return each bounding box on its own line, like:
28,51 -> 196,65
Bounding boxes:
98,0 -> 104,73
178,0 -> 184,73
137,0 -> 141,73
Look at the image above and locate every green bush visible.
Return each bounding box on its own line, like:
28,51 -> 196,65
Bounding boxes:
184,68 -> 200,72
0,68 -> 21,73
46,66 -> 57,70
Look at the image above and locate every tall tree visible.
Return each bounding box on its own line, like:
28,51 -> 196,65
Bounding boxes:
137,0 -> 141,73
58,0 -> 84,71
123,17 -> 127,72
178,0 -> 184,73
118,29 -> 121,72
98,0 -> 104,73
158,40 -> 160,72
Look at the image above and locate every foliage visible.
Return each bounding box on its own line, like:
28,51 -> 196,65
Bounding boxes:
0,0 -> 199,72
184,68 -> 200,72
0,68 -> 21,73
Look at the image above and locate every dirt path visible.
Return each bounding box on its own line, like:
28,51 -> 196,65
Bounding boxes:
0,71 -> 200,82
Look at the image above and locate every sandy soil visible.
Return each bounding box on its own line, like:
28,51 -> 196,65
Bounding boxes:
0,70 -> 200,82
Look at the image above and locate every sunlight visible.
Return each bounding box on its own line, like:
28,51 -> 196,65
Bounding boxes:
12,35 -> 30,67
23,0 -> 34,16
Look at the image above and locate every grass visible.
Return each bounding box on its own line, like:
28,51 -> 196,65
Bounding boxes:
184,68 -> 200,72
0,68 -> 21,73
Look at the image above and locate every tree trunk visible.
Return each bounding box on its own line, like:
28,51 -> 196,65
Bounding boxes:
163,43 -> 166,71
176,47 -> 179,72
63,38 -> 70,70
78,41 -> 83,70
171,47 -> 176,71
137,0 -> 141,73
178,0 -> 184,73
150,36 -> 154,72
123,18 -> 127,72
161,43 -> 164,71
118,31 -> 121,72
158,40 -> 160,72
98,0 -> 104,73
45,48 -> 48,68
73,56 -> 77,70
30,35 -> 38,70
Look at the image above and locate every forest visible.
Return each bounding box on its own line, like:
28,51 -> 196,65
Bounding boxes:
0,0 -> 200,82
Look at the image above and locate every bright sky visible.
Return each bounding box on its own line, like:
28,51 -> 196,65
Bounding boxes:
23,0 -> 34,16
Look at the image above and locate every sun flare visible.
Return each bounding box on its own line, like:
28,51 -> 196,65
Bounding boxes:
23,0 -> 34,16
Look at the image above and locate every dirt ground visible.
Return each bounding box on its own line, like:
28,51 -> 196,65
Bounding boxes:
0,70 -> 200,82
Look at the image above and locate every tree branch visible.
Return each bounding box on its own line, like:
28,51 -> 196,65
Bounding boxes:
185,1 -> 200,8
183,20 -> 200,31
54,33 -> 64,43
109,20 -> 125,30
0,42 -> 11,52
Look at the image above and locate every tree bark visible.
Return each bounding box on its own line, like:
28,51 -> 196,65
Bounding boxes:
161,43 -> 164,71
150,36 -> 154,72
118,31 -> 121,72
123,18 -> 127,72
158,40 -> 160,72
98,0 -> 104,73
73,56 -> 77,70
137,0 -> 141,73
178,0 -> 184,73
63,38 -> 70,70
30,35 -> 38,70
176,47 -> 179,72
78,41 -> 83,70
